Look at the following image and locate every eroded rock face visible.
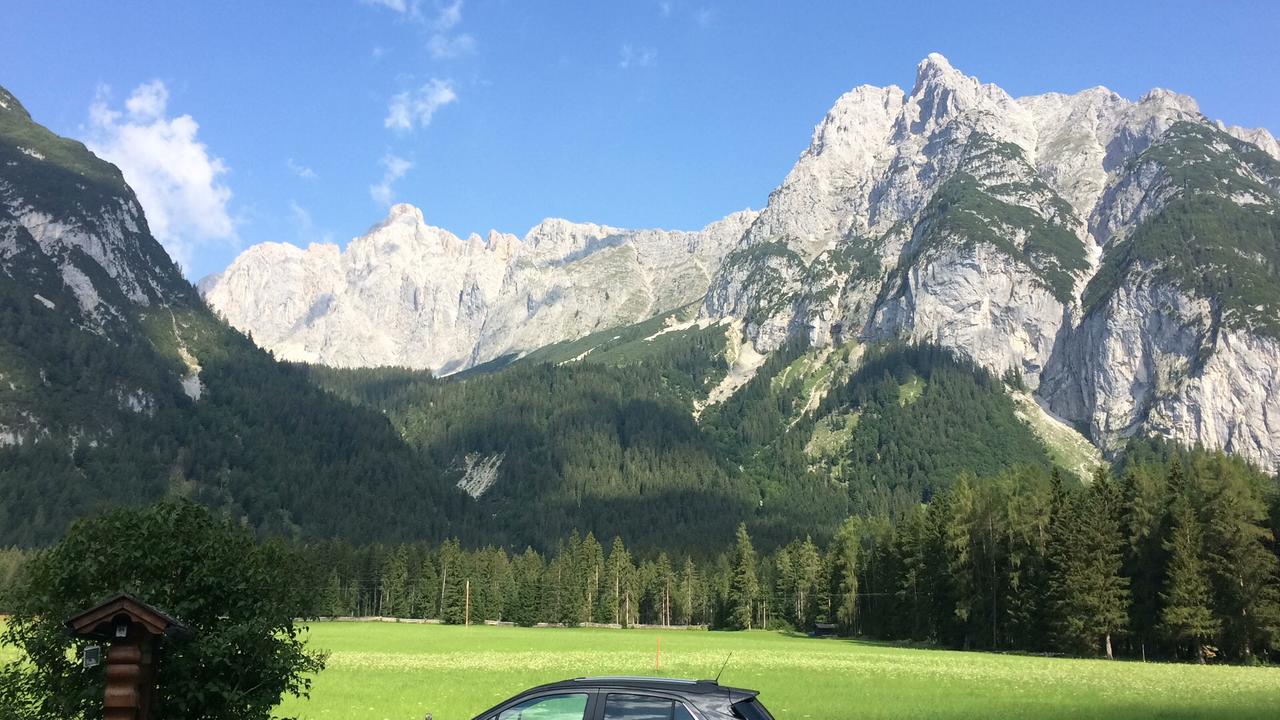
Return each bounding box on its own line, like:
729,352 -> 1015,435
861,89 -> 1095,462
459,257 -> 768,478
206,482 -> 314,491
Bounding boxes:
1040,281 -> 1280,471
202,203 -> 758,373
699,54 -> 1280,470
870,243 -> 1069,391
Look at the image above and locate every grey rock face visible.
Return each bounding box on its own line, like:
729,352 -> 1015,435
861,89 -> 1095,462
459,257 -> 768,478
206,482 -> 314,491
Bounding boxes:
700,55 -> 1280,470
202,203 -> 758,373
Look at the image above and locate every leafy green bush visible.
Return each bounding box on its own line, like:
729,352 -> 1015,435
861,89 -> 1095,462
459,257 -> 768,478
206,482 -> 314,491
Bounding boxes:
0,500 -> 324,719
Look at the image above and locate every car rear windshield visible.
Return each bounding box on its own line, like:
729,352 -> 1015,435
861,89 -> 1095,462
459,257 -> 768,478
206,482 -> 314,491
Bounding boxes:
731,699 -> 774,720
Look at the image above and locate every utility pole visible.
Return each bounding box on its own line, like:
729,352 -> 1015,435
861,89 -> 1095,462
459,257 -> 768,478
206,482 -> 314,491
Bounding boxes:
464,579 -> 471,626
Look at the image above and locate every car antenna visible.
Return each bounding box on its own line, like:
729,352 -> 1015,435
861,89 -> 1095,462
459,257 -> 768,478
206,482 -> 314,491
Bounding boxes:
714,652 -> 733,683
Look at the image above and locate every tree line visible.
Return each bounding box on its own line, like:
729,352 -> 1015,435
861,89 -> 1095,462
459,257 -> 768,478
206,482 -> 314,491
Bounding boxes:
284,446 -> 1279,664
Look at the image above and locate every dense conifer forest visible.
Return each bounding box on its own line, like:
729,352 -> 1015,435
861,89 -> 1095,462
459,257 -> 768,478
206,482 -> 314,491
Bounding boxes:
277,446 -> 1278,664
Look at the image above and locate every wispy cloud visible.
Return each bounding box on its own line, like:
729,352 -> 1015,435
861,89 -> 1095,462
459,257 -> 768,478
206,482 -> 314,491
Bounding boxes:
385,78 -> 458,131
619,44 -> 658,70
86,80 -> 235,273
428,0 -> 475,58
434,0 -> 462,29
428,32 -> 475,58
286,157 -> 317,180
369,154 -> 412,206
695,6 -> 716,27
363,0 -> 475,58
289,201 -> 314,232
361,0 -> 411,14
659,1 -> 673,18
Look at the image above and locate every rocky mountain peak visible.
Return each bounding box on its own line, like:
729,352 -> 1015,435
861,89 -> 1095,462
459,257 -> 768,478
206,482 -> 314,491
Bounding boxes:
386,202 -> 425,223
1137,87 -> 1201,115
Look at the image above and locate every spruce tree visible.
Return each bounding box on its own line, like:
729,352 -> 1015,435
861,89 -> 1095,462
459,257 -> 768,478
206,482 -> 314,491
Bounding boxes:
380,546 -> 409,618
581,533 -> 605,624
1161,498 -> 1220,663
510,548 -> 543,627
677,557 -> 698,625
322,570 -> 344,617
439,539 -> 467,624
602,537 -> 631,626
795,536 -> 823,629
830,517 -> 861,634
655,552 -> 676,626
1045,468 -> 1083,653
1121,465 -> 1167,657
1198,455 -> 1280,661
893,507 -> 931,641
1081,469 -> 1131,658
941,476 -> 977,648
727,523 -> 760,630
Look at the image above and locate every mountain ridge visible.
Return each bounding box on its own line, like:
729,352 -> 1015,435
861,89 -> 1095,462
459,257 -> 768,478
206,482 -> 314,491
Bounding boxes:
200,55 -> 1280,471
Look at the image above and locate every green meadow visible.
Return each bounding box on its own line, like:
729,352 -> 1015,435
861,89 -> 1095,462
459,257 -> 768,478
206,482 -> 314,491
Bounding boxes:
278,622 -> 1280,720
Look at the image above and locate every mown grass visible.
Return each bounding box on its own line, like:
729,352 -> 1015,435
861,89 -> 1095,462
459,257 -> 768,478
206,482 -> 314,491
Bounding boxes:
278,622 -> 1280,720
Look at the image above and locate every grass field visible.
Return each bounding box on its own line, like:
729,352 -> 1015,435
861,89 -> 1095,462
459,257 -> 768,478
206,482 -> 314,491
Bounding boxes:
277,622 -> 1280,720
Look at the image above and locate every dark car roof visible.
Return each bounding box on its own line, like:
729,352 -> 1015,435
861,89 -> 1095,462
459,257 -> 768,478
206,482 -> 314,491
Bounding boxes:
475,676 -> 759,719
540,676 -> 756,697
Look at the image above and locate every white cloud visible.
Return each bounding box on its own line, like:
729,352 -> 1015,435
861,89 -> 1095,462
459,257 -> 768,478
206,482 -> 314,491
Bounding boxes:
369,154 -> 412,206
385,79 -> 458,131
428,0 -> 474,58
428,32 -> 475,58
86,81 -> 236,273
361,0 -> 410,13
286,157 -> 317,180
434,0 -> 463,30
363,0 -> 475,58
124,80 -> 168,121
289,201 -> 313,232
619,45 -> 658,70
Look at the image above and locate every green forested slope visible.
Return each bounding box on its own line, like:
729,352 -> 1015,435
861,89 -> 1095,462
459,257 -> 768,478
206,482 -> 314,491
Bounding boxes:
0,86 -> 465,546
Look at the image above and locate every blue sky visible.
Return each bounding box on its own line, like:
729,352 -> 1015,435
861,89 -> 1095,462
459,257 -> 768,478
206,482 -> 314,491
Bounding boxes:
4,0 -> 1278,279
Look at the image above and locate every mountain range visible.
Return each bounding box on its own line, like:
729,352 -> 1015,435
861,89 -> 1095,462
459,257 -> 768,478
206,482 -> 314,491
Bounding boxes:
2,55 -> 1277,549
204,54 -> 1280,473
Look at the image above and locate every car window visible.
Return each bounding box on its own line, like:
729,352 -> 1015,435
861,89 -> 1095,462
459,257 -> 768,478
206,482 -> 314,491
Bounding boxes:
731,699 -> 774,720
497,693 -> 589,720
602,693 -> 695,720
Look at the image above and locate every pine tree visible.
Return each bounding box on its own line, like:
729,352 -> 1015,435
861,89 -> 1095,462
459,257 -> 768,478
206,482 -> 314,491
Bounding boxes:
380,546 -> 409,618
774,545 -> 795,627
1161,498 -> 1220,663
1121,465 -> 1167,657
418,554 -> 440,619
1045,468 -> 1083,653
602,537 -> 631,626
727,523 -> 759,630
941,476 -> 977,648
581,533 -> 605,624
830,517 -> 861,634
794,536 -> 823,629
439,539 -> 467,624
655,552 -> 675,626
510,547 -> 544,627
1080,469 -> 1131,658
893,507 -> 931,641
1198,455 -> 1280,661
322,570 -> 344,617
677,557 -> 698,626
999,469 -> 1051,652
